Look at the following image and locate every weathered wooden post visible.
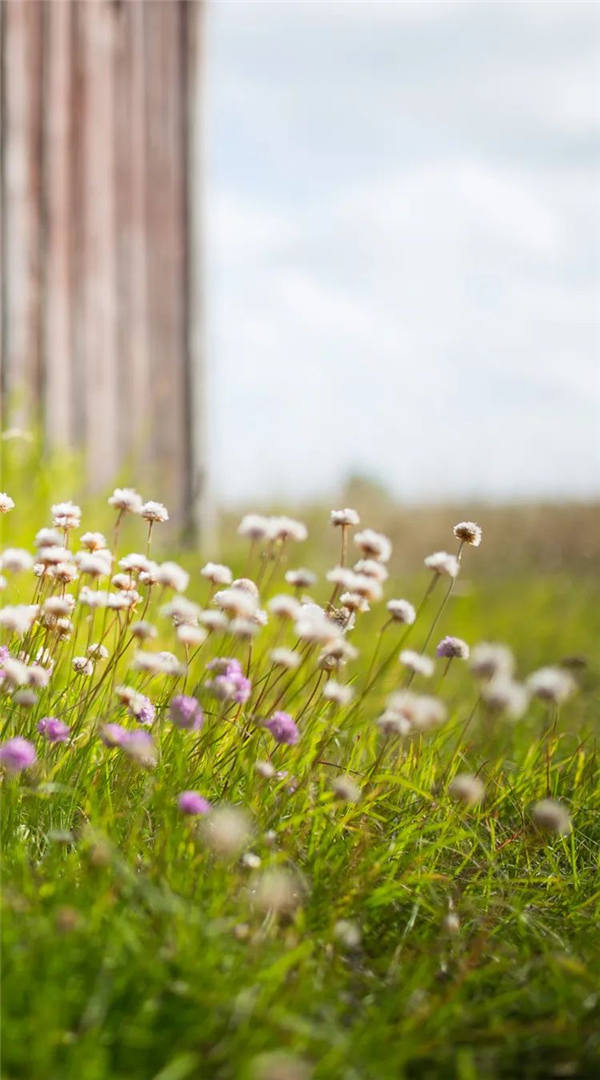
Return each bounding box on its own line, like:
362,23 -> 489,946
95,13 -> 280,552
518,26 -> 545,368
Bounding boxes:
0,0 -> 213,545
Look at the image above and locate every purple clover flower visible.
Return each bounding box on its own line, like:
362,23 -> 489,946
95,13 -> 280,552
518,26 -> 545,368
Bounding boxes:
264,711 -> 299,746
169,695 -> 204,731
0,736 -> 37,772
178,790 -> 211,815
38,717 -> 71,744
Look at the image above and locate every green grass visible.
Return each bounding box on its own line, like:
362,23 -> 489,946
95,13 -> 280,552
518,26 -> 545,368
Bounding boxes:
1,484 -> 599,1079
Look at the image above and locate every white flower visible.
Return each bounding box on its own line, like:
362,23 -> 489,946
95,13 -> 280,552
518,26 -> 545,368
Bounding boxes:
241,852 -> 262,870
399,650 -> 434,678
386,599 -> 416,625
213,587 -> 257,619
130,620 -> 158,640
75,553 -> 111,579
87,643 -> 109,660
323,680 -> 354,706
132,651 -> 185,676
35,528 -> 62,548
202,806 -> 253,857
200,562 -> 232,586
449,773 -> 485,807
140,501 -> 169,524
119,553 -> 153,574
229,617 -> 259,639
54,562 -> 78,584
51,501 -> 81,530
527,667 -> 576,705
108,488 -> 143,514
112,573 -> 137,592
386,690 -> 446,731
176,624 -> 207,647
330,508 -> 360,527
1,549 -> 33,573
43,595 -> 76,617
237,514 -> 271,540
531,799 -> 571,835
424,551 -> 459,578
156,561 -> 189,593
0,605 -> 38,635
377,710 -> 411,737
354,558 -> 388,582
231,577 -> 260,598
453,521 -> 482,547
295,605 -> 341,646
333,919 -> 361,948
354,529 -> 392,563
1,658 -> 30,687
72,657 -> 94,676
268,516 -> 307,543
80,531 -> 107,551
470,643 -> 514,681
268,595 -> 301,620
37,545 -> 72,567
285,568 -> 317,589
331,775 -> 361,802
255,760 -> 276,779
339,591 -> 370,613
481,678 -> 528,719
270,648 -> 301,670
0,493 -> 15,513
198,610 -> 228,632
252,868 -> 303,915
27,664 -> 51,689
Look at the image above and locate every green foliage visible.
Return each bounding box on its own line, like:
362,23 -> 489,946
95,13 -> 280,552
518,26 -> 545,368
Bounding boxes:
1,485 -> 599,1080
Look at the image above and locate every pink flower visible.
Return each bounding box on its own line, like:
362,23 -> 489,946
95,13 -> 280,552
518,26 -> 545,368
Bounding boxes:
0,737 -> 36,772
264,711 -> 299,746
178,791 -> 211,815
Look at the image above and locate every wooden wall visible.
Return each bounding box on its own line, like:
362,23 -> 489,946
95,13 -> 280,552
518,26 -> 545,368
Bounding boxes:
0,0 -> 210,539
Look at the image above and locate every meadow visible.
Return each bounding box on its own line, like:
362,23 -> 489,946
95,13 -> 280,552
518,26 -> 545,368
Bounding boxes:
1,443 -> 599,1080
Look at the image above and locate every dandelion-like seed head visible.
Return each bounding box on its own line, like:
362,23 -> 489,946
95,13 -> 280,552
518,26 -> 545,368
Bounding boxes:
453,521 -> 482,547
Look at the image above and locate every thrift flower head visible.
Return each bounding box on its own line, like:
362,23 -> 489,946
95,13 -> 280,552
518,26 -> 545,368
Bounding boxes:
449,773 -> 485,807
399,650 -> 434,678
481,678 -> 528,719
122,730 -> 157,768
201,562 -> 232,585
80,531 -> 107,551
285,568 -> 317,589
253,868 -> 303,916
51,501 -> 81,530
331,508 -> 360,527
0,493 -> 15,513
141,501 -> 169,524
453,521 -> 482,547
100,723 -> 130,748
178,790 -> 211,815
531,799 -> 571,835
527,666 -> 575,704
354,529 -> 392,563
156,561 -> 189,592
108,488 -> 143,514
322,680 -> 354,706
265,711 -> 299,745
332,775 -> 361,802
424,551 -> 459,578
202,805 -> 252,856
238,513 -> 271,540
470,642 -> 514,681
1,549 -> 33,573
386,598 -> 416,624
38,717 -> 70,743
268,516 -> 307,543
0,737 -> 36,772
169,694 -> 204,731
436,636 -> 469,659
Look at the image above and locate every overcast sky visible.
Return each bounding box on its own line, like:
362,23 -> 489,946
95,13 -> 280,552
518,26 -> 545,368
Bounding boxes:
205,0 -> 600,505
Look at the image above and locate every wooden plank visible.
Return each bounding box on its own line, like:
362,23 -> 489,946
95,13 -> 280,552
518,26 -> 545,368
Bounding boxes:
78,0 -> 118,488
42,0 -> 73,449
1,0 -> 43,423
143,0 -> 187,520
114,0 -> 150,471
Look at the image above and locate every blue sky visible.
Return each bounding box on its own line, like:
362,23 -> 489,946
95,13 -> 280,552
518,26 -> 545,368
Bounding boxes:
205,1 -> 600,504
